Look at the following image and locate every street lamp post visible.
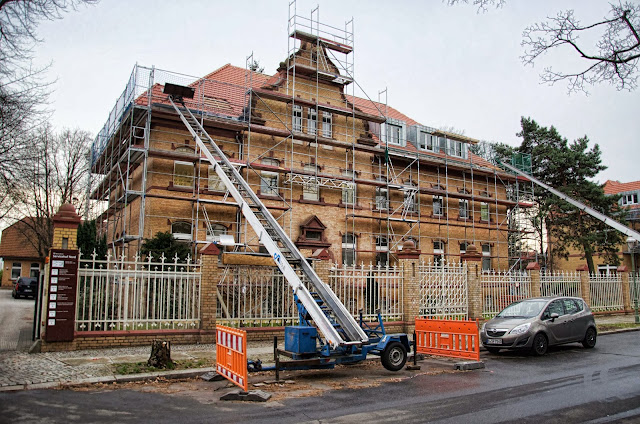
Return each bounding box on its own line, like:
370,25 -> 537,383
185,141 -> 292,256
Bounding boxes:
627,237 -> 639,324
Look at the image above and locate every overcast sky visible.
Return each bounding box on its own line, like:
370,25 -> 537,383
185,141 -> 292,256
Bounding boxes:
33,0 -> 639,184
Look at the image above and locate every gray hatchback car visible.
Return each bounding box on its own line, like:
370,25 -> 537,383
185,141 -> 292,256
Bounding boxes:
481,296 -> 597,355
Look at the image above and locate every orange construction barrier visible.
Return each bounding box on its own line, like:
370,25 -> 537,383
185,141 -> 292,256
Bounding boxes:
415,318 -> 480,362
216,325 -> 248,391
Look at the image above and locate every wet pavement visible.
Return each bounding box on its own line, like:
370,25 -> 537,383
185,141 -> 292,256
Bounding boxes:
0,290 -> 637,393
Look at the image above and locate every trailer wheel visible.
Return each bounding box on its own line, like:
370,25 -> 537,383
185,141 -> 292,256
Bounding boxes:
381,341 -> 407,371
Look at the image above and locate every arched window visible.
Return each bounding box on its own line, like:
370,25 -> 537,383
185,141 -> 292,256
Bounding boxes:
171,221 -> 192,241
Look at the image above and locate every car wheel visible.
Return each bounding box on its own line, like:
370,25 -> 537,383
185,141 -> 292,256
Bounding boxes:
531,333 -> 548,356
582,327 -> 597,349
381,341 -> 407,371
486,347 -> 501,354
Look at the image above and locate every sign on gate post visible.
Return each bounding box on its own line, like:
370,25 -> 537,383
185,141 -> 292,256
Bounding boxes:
44,249 -> 79,342
216,325 -> 248,392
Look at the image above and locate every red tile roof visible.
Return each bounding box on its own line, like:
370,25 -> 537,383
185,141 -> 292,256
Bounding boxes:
603,180 -> 640,195
133,63 -> 502,173
0,218 -> 43,260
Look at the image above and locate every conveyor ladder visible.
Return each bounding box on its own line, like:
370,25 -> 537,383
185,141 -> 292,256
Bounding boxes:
166,96 -> 368,348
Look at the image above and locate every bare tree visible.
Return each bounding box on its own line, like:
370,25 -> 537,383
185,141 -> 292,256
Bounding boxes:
522,3 -> 640,93
0,0 -> 98,218
447,1 -> 640,93
8,125 -> 92,258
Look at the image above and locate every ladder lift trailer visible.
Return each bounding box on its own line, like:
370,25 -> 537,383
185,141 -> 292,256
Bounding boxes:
164,85 -> 411,372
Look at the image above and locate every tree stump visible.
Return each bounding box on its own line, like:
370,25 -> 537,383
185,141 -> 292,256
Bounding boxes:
147,340 -> 173,368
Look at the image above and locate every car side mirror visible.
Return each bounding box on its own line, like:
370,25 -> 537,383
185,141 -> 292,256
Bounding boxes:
550,312 -> 559,322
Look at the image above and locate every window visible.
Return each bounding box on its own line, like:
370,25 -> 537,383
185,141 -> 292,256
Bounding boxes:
292,105 -> 302,132
449,140 -> 466,158
482,244 -> 491,270
307,108 -> 317,135
433,241 -> 444,266
172,221 -> 192,241
375,235 -> 389,266
30,263 -> 40,279
11,262 -> 21,280
460,242 -> 467,255
208,165 -> 226,191
419,131 -> 435,151
375,182 -> 389,210
433,196 -> 443,216
437,137 -> 447,153
403,185 -> 418,212
303,164 -> 319,201
206,224 -> 227,243
342,233 -> 356,266
542,300 -> 565,320
260,158 -> 279,196
459,199 -> 469,219
342,169 -> 356,205
174,161 -> 194,187
598,264 -> 617,276
481,202 -> 490,221
322,112 -> 332,138
306,230 -> 322,241
386,123 -> 402,145
621,193 -> 639,206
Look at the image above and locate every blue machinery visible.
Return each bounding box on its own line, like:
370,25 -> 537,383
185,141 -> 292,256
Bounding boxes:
165,86 -> 411,373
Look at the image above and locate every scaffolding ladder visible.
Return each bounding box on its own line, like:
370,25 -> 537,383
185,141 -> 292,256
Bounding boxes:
166,94 -> 368,349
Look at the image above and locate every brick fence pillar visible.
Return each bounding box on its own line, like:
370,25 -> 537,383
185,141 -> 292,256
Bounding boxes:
461,245 -> 483,320
397,241 -> 421,335
527,262 -> 541,297
577,265 -> 591,307
199,244 -> 221,343
617,266 -> 631,313
313,257 -> 332,283
40,204 -> 82,351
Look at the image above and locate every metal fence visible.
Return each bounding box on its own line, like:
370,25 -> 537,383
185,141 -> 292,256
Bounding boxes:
589,273 -> 623,312
419,261 -> 468,319
481,270 -> 532,319
540,271 -> 582,298
76,254 -> 202,332
216,266 -> 296,327
329,265 -> 403,322
631,272 -> 640,310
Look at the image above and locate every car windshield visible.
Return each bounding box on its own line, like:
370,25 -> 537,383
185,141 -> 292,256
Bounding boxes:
496,300 -> 547,318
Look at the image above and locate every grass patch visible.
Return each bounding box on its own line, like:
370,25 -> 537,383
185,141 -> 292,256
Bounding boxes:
597,322 -> 640,332
114,358 -> 209,375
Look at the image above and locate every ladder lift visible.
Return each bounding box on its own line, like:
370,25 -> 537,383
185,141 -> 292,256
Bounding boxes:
164,84 -> 410,371
499,160 -> 640,242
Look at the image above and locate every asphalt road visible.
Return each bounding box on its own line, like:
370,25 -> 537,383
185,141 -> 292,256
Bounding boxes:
1,330 -> 638,423
0,289 -> 35,352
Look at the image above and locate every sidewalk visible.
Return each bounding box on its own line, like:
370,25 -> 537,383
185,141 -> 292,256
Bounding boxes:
0,314 -> 637,392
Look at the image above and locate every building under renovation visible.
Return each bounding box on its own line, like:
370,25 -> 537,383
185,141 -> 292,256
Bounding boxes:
89,6 -> 534,270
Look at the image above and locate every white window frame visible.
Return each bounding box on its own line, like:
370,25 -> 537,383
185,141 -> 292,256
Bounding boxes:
172,221 -> 193,241
433,196 -> 443,216
482,244 -> 492,270
374,177 -> 388,210
433,240 -> 444,266
260,158 -> 279,196
11,262 -> 21,280
598,264 -> 617,276
418,130 -> 435,151
622,193 -> 639,206
384,119 -> 406,147
303,164 -> 319,201
173,161 -> 194,188
459,199 -> 469,219
342,169 -> 356,205
342,233 -> 356,266
481,202 -> 490,221
292,105 -> 303,133
307,108 -> 317,135
322,112 -> 332,138
30,262 -> 40,279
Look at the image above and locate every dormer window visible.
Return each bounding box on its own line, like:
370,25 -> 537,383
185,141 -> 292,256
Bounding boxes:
384,119 -> 406,146
621,193 -> 639,206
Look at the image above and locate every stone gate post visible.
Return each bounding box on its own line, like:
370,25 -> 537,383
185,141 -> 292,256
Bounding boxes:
461,245 -> 483,320
397,241 -> 421,335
